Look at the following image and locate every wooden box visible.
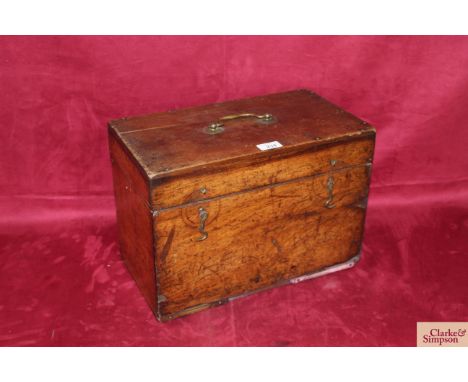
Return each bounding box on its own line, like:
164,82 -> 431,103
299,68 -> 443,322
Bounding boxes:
108,89 -> 375,321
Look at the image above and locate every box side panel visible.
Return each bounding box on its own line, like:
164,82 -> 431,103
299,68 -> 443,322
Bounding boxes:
109,133 -> 157,312
151,137 -> 374,209
154,163 -> 370,319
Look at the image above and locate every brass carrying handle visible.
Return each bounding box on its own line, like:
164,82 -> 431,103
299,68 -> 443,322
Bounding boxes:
195,207 -> 209,241
219,113 -> 274,122
205,113 -> 275,135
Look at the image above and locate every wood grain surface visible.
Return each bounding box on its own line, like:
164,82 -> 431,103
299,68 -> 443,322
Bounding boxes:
155,164 -> 370,319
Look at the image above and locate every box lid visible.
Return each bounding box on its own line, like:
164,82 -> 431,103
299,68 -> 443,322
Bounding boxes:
109,89 -> 375,182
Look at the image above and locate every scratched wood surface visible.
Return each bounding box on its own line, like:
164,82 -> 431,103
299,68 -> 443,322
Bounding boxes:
155,164 -> 370,319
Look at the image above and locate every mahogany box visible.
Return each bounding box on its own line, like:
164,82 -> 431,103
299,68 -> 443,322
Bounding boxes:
108,89 -> 376,321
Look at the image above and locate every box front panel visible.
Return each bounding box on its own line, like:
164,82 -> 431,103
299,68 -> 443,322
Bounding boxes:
154,164 -> 370,319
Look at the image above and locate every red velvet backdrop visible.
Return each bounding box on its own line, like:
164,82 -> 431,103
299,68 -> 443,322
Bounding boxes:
1,36 -> 467,346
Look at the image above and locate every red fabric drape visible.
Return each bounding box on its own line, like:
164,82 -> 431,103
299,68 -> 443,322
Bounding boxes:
1,36 -> 467,346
